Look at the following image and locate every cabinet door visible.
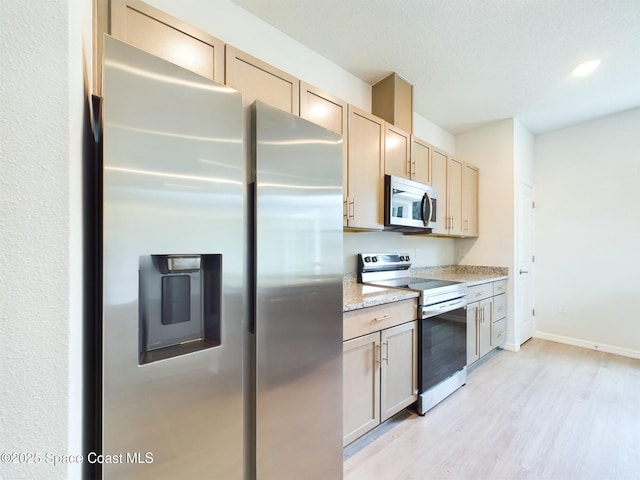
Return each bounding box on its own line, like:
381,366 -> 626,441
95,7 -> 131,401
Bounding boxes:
343,333 -> 380,446
493,292 -> 507,321
384,124 -> 411,179
463,163 -> 479,237
106,0 -> 225,93
430,149 -> 448,235
478,298 -> 494,357
411,136 -> 431,185
300,82 -> 348,224
225,45 -> 299,113
380,321 -> 418,422
493,318 -> 507,346
299,82 -> 347,135
466,302 -> 480,365
447,157 -> 464,236
346,106 -> 384,229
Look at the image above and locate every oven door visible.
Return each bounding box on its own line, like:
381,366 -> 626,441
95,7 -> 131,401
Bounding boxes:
418,301 -> 467,393
384,175 -> 437,231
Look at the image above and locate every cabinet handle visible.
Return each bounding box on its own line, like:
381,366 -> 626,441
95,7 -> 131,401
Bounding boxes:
348,198 -> 355,220
498,331 -> 505,338
382,341 -> 389,364
519,269 -> 529,275
374,314 -> 392,322
464,219 -> 469,231
411,160 -> 416,177
375,344 -> 381,366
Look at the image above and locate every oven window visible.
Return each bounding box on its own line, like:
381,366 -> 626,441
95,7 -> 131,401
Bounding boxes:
419,307 -> 467,392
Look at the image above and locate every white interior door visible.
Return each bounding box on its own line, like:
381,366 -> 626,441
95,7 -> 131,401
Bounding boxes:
517,181 -> 535,344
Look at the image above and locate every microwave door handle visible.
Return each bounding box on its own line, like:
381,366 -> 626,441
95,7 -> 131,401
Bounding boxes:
422,192 -> 433,225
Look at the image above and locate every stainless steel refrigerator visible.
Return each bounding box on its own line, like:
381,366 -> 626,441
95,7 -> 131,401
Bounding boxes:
100,37 -> 343,479
250,101 -> 344,480
101,36 -> 244,478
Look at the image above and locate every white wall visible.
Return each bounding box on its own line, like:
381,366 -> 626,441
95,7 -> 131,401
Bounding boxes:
534,107 -> 640,357
414,114 -> 456,154
514,119 -> 535,185
0,0 -> 87,478
455,120 -> 515,267
454,119 -> 518,349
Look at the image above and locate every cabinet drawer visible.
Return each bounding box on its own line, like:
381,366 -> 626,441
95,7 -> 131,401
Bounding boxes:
344,299 -> 417,341
493,317 -> 506,346
493,293 -> 507,321
493,279 -> 507,295
467,283 -> 493,302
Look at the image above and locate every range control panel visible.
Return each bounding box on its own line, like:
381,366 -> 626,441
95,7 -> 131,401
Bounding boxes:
358,253 -> 412,274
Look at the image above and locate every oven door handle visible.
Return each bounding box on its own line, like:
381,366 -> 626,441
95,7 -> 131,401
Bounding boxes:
420,297 -> 467,319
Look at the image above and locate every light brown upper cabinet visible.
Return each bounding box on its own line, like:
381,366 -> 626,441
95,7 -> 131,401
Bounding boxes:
410,136 -> 431,185
430,149 -> 449,235
431,150 -> 464,236
299,82 -> 348,194
384,124 -> 411,179
372,73 -> 413,133
299,82 -> 347,136
447,158 -> 465,236
225,46 -> 299,113
463,163 -> 480,237
345,106 -> 384,230
108,0 -> 225,86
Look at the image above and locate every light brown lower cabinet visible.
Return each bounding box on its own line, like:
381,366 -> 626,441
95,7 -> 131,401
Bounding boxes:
343,319 -> 418,446
466,280 -> 508,365
380,321 -> 418,422
342,332 -> 380,446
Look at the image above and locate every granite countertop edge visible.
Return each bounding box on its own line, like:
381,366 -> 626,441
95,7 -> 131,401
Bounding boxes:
343,265 -> 509,312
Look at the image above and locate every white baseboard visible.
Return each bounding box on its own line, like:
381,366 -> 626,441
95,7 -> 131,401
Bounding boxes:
501,342 -> 519,353
534,331 -> 640,360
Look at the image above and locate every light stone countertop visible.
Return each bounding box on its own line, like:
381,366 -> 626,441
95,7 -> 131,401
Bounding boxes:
343,265 -> 508,312
343,275 -> 419,312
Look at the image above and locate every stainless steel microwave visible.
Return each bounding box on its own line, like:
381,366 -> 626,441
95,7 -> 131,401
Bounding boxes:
384,175 -> 437,233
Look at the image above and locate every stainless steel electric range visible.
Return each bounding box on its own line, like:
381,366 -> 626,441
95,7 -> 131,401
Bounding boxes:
358,253 -> 468,415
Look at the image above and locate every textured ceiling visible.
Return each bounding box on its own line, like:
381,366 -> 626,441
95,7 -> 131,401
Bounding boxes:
230,0 -> 640,134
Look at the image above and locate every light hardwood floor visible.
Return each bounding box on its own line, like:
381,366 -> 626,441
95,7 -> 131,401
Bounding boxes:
343,338 -> 640,479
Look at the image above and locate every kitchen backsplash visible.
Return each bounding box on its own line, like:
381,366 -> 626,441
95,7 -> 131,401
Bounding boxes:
344,231 -> 455,274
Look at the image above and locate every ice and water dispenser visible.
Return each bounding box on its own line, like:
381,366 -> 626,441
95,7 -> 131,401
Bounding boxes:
138,254 -> 222,364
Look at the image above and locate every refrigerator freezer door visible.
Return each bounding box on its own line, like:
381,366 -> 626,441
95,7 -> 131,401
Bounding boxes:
252,101 -> 344,479
102,36 -> 244,478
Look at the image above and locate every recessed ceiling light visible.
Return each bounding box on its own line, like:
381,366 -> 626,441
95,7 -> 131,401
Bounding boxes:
572,59 -> 601,77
